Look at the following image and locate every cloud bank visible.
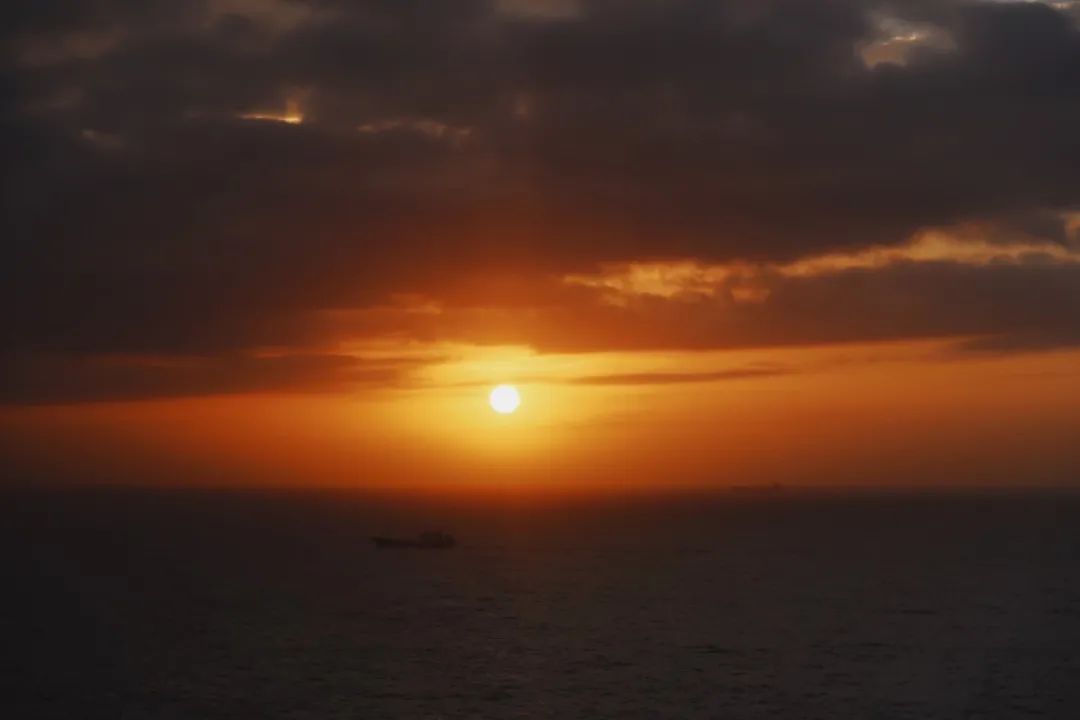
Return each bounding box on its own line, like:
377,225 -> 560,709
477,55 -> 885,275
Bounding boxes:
3,0 -> 1080,401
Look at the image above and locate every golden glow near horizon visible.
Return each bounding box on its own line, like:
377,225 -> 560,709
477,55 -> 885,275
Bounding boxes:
489,384 -> 521,414
2,341 -> 1079,491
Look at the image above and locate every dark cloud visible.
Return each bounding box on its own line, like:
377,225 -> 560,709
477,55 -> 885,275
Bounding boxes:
431,364 -> 794,388
3,1 -> 1080,400
0,351 -> 420,405
562,367 -> 793,386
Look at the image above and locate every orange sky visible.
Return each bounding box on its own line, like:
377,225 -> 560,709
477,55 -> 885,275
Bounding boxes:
4,339 -> 1079,493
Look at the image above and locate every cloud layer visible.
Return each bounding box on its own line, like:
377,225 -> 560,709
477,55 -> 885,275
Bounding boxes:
3,0 -> 1080,401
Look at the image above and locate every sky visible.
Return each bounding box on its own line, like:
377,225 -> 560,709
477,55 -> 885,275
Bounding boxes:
2,0 -> 1080,492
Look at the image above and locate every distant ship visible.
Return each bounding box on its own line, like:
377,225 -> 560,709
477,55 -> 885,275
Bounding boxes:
371,530 -> 456,549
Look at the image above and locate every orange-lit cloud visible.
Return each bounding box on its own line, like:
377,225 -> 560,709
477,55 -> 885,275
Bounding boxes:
239,98 -> 305,125
858,17 -> 956,68
565,223 -> 1080,305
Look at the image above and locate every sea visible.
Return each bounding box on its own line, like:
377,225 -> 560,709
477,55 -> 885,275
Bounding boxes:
3,487 -> 1080,719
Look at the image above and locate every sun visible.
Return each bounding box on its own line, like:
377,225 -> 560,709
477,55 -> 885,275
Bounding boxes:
489,384 -> 521,414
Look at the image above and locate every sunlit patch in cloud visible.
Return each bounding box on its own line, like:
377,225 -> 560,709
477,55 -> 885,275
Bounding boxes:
858,16 -> 956,68
239,98 -> 305,125
564,262 -> 733,303
781,228 -> 1080,276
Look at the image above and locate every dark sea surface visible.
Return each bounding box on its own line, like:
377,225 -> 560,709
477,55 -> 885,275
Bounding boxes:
4,487 -> 1080,719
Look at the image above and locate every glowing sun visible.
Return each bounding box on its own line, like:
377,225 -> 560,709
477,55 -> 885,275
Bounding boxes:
489,384 -> 521,414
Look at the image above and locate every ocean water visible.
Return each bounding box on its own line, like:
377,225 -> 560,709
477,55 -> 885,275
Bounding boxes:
4,488 -> 1080,719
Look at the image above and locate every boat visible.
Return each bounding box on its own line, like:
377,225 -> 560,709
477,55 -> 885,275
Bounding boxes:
371,530 -> 456,549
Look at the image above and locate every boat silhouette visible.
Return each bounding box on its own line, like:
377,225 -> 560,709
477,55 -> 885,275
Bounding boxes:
371,530 -> 456,549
